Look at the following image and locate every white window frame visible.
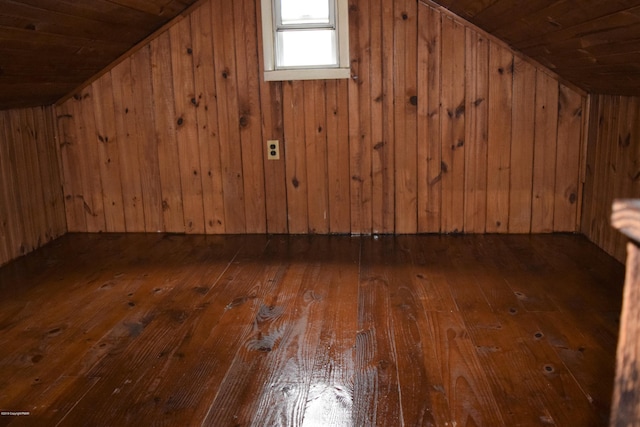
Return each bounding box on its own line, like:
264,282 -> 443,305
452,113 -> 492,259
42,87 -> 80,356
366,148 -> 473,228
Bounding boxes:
261,0 -> 350,81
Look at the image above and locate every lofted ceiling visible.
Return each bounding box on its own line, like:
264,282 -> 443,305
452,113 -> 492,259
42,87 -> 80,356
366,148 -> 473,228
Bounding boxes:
0,0 -> 199,110
1,0 -> 640,110
430,0 -> 640,96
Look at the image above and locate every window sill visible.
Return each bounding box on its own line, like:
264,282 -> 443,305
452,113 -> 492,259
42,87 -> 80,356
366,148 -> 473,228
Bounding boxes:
264,67 -> 351,82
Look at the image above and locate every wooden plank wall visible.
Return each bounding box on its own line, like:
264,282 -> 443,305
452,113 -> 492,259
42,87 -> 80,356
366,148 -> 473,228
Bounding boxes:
582,94 -> 640,263
55,0 -> 586,236
0,106 -> 66,266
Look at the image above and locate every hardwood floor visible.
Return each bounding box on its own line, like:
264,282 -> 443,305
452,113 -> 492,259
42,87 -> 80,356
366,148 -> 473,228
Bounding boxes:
0,233 -> 625,426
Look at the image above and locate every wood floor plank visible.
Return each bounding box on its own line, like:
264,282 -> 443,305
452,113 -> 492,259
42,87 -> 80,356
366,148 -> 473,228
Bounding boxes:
40,236 -> 249,425
110,236 -> 278,425
356,237 -> 402,426
303,237 -> 359,426
1,237 -> 238,422
0,234 -> 167,341
411,236 -> 458,313
201,236 -> 324,425
530,235 -> 624,312
0,234 -> 178,412
361,236 -> 450,425
535,234 -> 625,300
428,309 -> 505,426
422,235 -> 616,425
456,236 -> 526,315
534,311 -> 615,424
501,235 -> 603,313
0,233 -> 624,426
366,236 -> 506,426
463,309 -> 602,426
487,236 -> 561,313
239,237 -> 359,426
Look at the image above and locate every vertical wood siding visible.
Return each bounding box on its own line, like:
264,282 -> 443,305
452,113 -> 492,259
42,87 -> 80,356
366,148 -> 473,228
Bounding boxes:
0,106 -> 66,266
55,0 -> 585,236
582,94 -> 640,263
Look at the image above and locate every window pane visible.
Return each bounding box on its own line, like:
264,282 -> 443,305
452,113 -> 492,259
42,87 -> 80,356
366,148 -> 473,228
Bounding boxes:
280,0 -> 331,25
276,30 -> 337,67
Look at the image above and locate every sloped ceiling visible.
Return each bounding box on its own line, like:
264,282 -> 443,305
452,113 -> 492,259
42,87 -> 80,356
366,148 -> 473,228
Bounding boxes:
1,0 -> 640,110
0,0 -> 199,110
430,0 -> 640,96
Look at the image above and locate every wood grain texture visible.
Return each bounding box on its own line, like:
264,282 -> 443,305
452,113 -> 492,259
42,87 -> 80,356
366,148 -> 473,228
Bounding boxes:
305,81 -> 330,234
508,57 -> 536,233
425,0 -> 640,96
6,0 -> 640,112
0,0 -> 201,110
0,233 -> 624,425
348,0 -> 373,234
256,0 -> 288,235
52,0 -> 587,236
531,72 -> 559,233
585,95 -> 610,251
131,45 -> 164,233
16,109 -> 49,241
6,109 -> 39,247
421,5 -> 443,233
56,100 -> 86,231
553,84 -> 582,232
464,29 -> 489,234
73,88 -> 106,232
190,2 -> 224,234
0,106 -> 65,267
110,57 -> 146,232
393,0 -> 418,234
283,81 -> 309,234
91,74 -> 126,232
326,80 -> 351,234
610,100 -> 636,259
370,0 -> 389,234
211,0 -> 246,234
582,95 -> 640,263
170,18 -> 205,234
233,0 -> 266,234
486,42 -> 513,233
610,228 -> 640,426
440,16 -> 466,233
149,32 -> 185,233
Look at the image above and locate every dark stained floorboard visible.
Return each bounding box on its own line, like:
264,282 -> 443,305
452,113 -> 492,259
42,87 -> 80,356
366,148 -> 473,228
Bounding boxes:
0,233 -> 625,426
356,237 -> 403,427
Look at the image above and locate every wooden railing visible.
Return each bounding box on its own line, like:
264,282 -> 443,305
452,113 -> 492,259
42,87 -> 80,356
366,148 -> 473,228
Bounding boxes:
610,199 -> 640,426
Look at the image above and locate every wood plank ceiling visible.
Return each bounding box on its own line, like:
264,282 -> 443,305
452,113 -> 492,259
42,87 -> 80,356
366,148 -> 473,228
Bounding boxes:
0,0 -> 199,110
1,0 -> 640,110
430,0 -> 640,96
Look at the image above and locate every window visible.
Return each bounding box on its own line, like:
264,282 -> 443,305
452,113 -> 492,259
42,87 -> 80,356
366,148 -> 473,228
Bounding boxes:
261,0 -> 350,81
